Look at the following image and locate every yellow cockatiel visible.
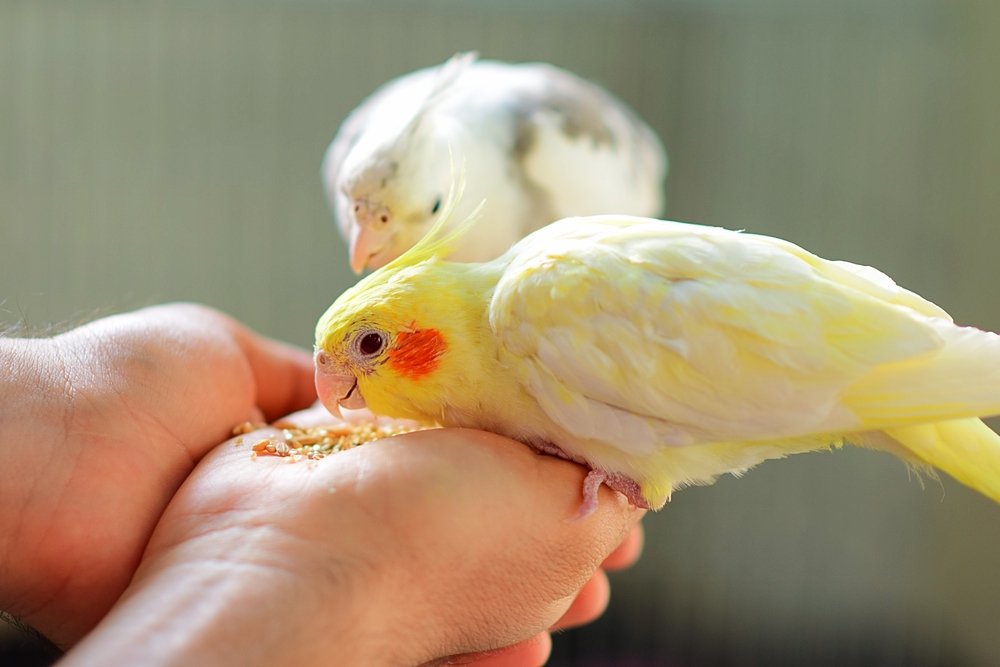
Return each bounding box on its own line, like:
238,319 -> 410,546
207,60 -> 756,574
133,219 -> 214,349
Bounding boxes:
314,203 -> 1000,513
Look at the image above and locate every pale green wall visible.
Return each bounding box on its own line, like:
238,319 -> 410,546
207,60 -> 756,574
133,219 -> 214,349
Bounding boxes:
2,1 -> 999,664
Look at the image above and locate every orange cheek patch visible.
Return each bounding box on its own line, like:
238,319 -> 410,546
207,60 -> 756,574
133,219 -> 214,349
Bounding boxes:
388,328 -> 447,379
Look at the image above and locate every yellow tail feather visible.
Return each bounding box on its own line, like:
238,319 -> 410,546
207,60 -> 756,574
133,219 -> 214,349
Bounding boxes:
883,419 -> 1000,502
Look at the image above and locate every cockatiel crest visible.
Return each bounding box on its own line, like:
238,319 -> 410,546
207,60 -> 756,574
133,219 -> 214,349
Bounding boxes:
323,52 -> 667,273
316,189 -> 1000,514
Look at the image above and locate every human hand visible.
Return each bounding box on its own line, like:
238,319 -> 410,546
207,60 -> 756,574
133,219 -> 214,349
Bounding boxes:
62,407 -> 645,666
446,514 -> 644,667
270,407 -> 647,667
0,303 -> 316,646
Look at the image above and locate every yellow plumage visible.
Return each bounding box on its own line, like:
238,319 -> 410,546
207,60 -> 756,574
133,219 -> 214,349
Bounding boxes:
881,420 -> 1000,499
315,208 -> 1000,511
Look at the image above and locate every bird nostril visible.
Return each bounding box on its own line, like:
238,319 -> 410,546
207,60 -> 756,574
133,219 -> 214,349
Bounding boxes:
380,215 -> 389,223
315,351 -> 329,367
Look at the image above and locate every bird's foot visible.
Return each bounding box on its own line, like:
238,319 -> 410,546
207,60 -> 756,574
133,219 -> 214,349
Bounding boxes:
530,439 -> 587,465
602,471 -> 650,510
527,439 -> 650,516
577,469 -> 651,518
577,469 -> 607,519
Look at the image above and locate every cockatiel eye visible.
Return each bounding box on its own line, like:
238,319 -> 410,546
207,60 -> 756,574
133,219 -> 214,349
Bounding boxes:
355,330 -> 387,357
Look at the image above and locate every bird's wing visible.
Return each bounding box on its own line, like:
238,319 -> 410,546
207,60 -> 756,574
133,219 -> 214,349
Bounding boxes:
488,216 -> 949,454
503,63 -> 667,221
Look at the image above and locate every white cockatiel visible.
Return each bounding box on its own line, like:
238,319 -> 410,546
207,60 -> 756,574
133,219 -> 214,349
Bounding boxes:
323,52 -> 667,273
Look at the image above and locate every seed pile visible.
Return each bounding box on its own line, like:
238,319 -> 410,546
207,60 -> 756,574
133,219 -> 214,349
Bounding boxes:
232,420 -> 423,463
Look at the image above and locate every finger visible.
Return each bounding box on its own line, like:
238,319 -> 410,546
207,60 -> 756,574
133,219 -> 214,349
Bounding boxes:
551,569 -> 610,630
399,429 -> 646,587
343,429 -> 646,654
602,521 -> 645,571
233,328 -> 318,421
447,632 -> 552,666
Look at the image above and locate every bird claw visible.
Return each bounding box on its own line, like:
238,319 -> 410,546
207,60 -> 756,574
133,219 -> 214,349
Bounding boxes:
575,468 -> 651,519
576,469 -> 607,519
527,439 -> 651,516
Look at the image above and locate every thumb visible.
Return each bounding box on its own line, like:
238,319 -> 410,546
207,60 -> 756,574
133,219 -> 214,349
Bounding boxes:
230,326 -> 318,422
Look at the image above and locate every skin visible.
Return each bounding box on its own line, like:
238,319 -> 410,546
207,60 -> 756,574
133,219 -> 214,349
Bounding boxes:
0,303 -> 643,665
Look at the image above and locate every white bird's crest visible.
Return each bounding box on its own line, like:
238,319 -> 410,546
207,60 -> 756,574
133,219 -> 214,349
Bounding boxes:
399,52 -> 479,142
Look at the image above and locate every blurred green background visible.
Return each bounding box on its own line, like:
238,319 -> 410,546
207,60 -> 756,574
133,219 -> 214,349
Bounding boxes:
2,0 -> 999,664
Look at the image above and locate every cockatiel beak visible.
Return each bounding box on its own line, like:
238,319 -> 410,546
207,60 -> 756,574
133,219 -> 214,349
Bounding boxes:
314,349 -> 367,417
349,200 -> 396,273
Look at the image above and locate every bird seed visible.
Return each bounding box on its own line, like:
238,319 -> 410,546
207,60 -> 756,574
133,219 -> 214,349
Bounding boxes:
243,421 -> 424,462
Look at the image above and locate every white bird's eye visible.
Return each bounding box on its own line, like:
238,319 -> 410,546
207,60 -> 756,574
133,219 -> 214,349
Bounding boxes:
430,197 -> 442,214
354,329 -> 387,357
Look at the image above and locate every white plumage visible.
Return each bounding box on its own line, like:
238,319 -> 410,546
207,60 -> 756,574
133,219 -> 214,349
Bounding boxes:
322,52 -> 667,273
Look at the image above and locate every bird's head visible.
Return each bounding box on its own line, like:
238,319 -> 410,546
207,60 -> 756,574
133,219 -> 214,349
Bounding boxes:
330,52 -> 478,274
313,272 -> 450,420
314,176 -> 486,422
336,135 -> 453,274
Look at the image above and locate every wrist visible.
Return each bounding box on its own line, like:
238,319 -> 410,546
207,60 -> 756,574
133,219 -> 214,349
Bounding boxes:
0,335 -> 75,621
0,332 -> 164,646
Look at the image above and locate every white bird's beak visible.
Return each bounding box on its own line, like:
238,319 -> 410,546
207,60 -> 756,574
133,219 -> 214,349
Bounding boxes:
314,350 -> 367,417
349,224 -> 395,274
348,199 -> 396,273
